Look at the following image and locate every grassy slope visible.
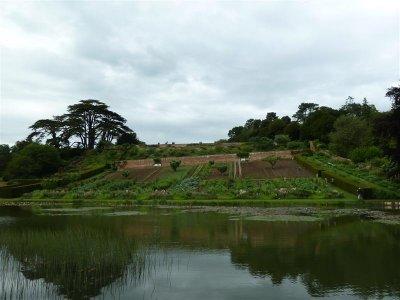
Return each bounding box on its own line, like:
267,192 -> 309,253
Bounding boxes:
7,146 -> 400,206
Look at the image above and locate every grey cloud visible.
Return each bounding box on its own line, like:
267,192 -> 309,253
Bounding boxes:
0,0 -> 398,145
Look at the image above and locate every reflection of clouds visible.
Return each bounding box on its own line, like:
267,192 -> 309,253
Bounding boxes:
0,216 -> 15,226
1,211 -> 400,299
102,249 -> 314,300
0,251 -> 60,299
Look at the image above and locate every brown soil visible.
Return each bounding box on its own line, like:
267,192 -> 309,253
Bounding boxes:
241,159 -> 312,179
207,167 -> 229,180
106,167 -> 162,182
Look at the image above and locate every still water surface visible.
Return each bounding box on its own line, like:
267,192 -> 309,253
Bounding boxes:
0,206 -> 399,299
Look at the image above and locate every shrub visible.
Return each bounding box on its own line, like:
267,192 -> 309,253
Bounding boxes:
122,170 -> 130,178
5,143 -> 62,179
170,160 -> 181,172
216,165 -> 228,175
274,135 -> 290,147
252,137 -> 274,151
349,146 -> 383,163
287,141 -> 306,150
208,160 -> 215,166
237,151 -> 250,159
153,157 -> 162,165
264,156 -> 280,169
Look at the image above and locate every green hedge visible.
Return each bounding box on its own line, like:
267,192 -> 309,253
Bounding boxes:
0,183 -> 42,198
295,155 -> 399,199
1,165 -> 108,198
42,165 -> 109,189
6,179 -> 42,186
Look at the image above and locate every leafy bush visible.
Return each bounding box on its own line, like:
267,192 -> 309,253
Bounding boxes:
252,137 -> 274,151
349,146 -> 383,163
274,135 -> 290,147
216,165 -> 228,175
263,156 -> 280,169
170,160 -> 181,172
287,141 -> 306,150
237,151 -> 250,159
5,143 -> 62,179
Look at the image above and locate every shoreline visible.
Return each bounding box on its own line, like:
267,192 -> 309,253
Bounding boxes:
0,198 -> 399,224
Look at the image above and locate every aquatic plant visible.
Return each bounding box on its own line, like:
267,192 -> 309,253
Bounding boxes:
0,224 -> 149,299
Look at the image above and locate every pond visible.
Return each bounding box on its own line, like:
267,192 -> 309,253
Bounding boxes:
0,206 -> 399,299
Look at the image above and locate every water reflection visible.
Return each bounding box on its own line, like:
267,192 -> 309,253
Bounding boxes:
0,208 -> 399,299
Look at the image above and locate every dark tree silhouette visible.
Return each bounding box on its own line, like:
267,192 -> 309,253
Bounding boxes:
28,117 -> 64,148
384,85 -> 400,163
28,100 -> 136,150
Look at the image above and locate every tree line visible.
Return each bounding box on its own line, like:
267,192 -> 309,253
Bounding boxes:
227,84 -> 400,176
1,84 -> 399,180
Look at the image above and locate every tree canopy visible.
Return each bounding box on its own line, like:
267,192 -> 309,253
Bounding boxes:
5,143 -> 62,179
27,100 -> 139,150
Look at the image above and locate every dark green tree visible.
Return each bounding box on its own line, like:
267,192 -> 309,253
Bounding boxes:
5,143 -> 62,179
293,103 -> 319,123
301,107 -> 340,143
62,100 -> 133,149
0,144 -> 11,174
28,117 -> 64,148
116,132 -> 140,145
384,85 -> 400,163
170,160 -> 181,172
329,115 -> 373,157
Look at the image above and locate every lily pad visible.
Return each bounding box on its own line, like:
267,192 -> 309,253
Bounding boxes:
374,219 -> 400,226
103,211 -> 146,216
244,215 -> 323,222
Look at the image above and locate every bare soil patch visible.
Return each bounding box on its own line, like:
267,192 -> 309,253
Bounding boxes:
241,159 -> 312,179
207,167 -> 229,180
106,167 -> 161,182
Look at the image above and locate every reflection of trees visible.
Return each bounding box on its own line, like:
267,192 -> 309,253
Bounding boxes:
1,211 -> 400,299
230,219 -> 400,298
0,217 -> 147,299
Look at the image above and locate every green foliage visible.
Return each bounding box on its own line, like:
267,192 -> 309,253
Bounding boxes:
116,132 -> 140,145
5,143 -> 62,179
0,224 -> 142,299
153,157 -> 161,164
287,141 -> 307,150
208,160 -> 215,166
295,153 -> 400,199
237,151 -> 250,159
122,170 -> 130,178
264,156 -> 280,169
0,183 -> 42,198
301,107 -> 340,143
329,115 -> 373,157
293,103 -> 319,123
216,165 -> 228,175
251,137 -> 274,151
27,100 -> 138,150
0,144 -> 11,175
274,134 -> 290,147
349,146 -> 383,163
170,160 -> 181,172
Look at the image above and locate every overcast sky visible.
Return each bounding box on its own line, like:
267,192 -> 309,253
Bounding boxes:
0,1 -> 399,145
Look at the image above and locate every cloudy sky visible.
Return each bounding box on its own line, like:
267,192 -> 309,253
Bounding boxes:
0,1 -> 399,145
